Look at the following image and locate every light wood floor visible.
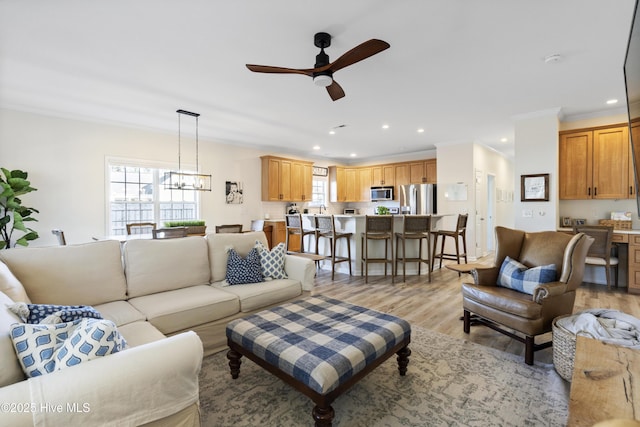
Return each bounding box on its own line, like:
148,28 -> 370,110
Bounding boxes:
311,258 -> 640,364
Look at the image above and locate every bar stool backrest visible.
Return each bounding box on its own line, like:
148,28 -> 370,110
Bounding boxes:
403,215 -> 431,234
456,214 -> 468,232
365,215 -> 393,235
285,213 -> 302,230
315,215 -> 333,234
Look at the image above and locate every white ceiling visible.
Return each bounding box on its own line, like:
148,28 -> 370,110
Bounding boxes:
0,0 -> 635,163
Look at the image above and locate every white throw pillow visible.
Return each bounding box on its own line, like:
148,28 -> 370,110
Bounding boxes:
255,241 -> 288,280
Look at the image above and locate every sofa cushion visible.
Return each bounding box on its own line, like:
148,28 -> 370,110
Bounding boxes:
212,279 -> 302,312
123,237 -> 211,298
128,285 -> 239,334
10,318 -> 127,378
0,262 -> 31,303
116,321 -> 166,347
255,241 -> 288,280
208,231 -> 269,282
0,240 -> 127,306
0,291 -> 26,387
9,303 -> 102,324
94,301 -> 146,327
225,248 -> 264,285
497,256 -> 557,295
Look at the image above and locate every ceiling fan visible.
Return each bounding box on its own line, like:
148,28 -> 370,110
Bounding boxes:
246,32 -> 390,101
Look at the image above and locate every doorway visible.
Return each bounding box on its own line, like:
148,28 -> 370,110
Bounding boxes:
486,174 -> 496,252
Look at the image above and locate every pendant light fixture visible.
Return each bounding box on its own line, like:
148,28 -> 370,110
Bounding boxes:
164,109 -> 212,191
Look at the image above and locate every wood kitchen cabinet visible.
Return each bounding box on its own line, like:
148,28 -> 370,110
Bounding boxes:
344,168 -> 359,202
329,166 -> 346,202
261,156 -> 312,202
409,159 -> 437,184
358,167 -> 372,201
559,125 -> 630,200
371,164 -> 395,186
630,120 -> 640,198
628,234 -> 640,294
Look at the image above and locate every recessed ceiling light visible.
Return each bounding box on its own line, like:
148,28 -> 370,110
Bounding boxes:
350,153 -> 357,157
500,137 -> 508,143
417,128 -> 425,133
382,124 -> 389,130
606,99 -> 618,105
329,130 -> 335,135
312,145 -> 320,150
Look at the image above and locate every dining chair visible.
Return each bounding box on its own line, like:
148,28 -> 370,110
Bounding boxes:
215,224 -> 243,233
126,222 -> 156,235
573,224 -> 619,289
51,229 -> 67,246
250,219 -> 265,232
152,227 -> 188,239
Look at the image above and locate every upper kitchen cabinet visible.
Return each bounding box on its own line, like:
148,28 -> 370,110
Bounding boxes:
261,155 -> 313,202
409,160 -> 437,184
358,167 -> 372,201
371,164 -> 395,186
559,124 -> 630,200
329,166 -> 346,202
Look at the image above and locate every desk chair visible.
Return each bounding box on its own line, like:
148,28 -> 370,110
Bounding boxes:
432,213 -> 468,273
51,229 -> 66,246
395,215 -> 432,282
152,227 -> 188,239
361,215 -> 394,284
573,225 -> 618,289
126,222 -> 156,235
215,224 -> 243,233
314,215 -> 352,280
285,214 -> 315,253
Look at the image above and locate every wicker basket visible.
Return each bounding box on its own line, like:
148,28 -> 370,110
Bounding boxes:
552,315 -> 578,382
598,219 -> 632,230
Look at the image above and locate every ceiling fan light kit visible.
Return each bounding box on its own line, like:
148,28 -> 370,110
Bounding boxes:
246,32 -> 390,101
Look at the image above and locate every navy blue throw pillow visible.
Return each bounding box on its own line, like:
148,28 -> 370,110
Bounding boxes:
225,248 -> 264,285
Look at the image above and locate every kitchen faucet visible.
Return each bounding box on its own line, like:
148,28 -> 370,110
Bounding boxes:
319,204 -> 326,214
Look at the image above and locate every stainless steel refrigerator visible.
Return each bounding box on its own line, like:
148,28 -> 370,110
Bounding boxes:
399,184 -> 437,215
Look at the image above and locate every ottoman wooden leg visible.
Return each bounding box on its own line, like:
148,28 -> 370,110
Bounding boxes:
396,345 -> 411,376
312,404 -> 335,427
226,349 -> 242,379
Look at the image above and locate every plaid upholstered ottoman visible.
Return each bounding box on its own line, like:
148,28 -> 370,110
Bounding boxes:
225,295 -> 411,427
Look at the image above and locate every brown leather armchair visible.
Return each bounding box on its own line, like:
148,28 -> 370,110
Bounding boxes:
462,226 -> 593,365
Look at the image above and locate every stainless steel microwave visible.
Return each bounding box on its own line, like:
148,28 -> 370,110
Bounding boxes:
370,186 -> 394,201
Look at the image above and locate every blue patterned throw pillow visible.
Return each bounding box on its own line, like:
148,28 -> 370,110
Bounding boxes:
255,240 -> 288,280
497,256 -> 557,295
10,318 -> 127,378
9,303 -> 103,324
225,248 -> 264,285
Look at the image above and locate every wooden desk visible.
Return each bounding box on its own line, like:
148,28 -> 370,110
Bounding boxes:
568,336 -> 640,426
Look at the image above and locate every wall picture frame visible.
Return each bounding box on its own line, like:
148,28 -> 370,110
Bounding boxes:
520,173 -> 549,202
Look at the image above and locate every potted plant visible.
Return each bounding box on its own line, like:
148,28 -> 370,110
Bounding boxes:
0,168 -> 39,249
164,220 -> 207,236
375,206 -> 390,215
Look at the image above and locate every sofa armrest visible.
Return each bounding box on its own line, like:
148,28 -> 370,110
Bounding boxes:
532,281 -> 568,303
0,331 -> 203,427
284,255 -> 316,291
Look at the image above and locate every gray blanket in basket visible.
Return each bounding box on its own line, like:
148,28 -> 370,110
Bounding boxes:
557,308 -> 640,349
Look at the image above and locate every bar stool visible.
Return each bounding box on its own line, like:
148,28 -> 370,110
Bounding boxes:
361,215 -> 394,284
315,215 -> 353,280
432,213 -> 468,273
395,215 -> 432,282
285,213 -> 315,253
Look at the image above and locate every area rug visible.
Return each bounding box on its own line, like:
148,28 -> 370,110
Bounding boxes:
198,326 -> 569,426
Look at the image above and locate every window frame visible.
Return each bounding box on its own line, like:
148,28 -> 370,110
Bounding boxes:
105,157 -> 200,235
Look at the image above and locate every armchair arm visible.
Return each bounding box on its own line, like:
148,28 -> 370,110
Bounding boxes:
0,331 -> 203,427
284,255 -> 316,291
470,266 -> 499,285
532,281 -> 568,303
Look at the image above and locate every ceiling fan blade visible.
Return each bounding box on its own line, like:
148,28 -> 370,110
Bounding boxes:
326,39 -> 390,73
326,80 -> 345,101
246,64 -> 314,76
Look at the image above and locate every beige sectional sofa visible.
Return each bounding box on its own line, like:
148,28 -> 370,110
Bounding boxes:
0,231 -> 315,427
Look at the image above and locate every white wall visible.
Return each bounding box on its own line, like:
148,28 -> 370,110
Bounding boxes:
0,108 -> 279,246
513,110 -> 560,231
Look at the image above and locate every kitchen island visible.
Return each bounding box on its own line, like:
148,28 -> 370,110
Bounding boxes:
302,214 -> 452,277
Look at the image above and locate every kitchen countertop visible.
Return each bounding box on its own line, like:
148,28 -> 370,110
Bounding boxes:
558,227 -> 640,234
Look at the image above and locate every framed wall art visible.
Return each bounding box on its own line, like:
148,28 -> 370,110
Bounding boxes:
520,173 -> 549,202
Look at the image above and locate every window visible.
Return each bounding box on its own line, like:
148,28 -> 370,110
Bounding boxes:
108,160 -> 199,235
310,178 -> 327,207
